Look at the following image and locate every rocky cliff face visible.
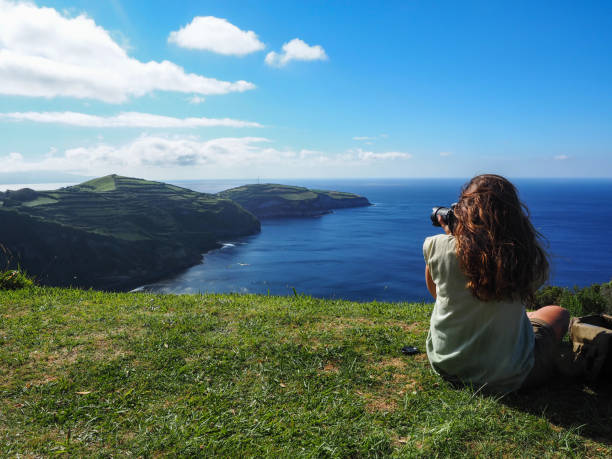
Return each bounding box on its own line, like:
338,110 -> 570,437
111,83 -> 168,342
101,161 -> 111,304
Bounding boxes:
217,184 -> 371,219
0,175 -> 260,290
0,210 -> 204,290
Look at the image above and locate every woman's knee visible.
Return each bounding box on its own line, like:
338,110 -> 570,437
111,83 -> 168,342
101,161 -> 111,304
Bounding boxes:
531,305 -> 570,340
544,305 -> 570,324
534,305 -> 568,319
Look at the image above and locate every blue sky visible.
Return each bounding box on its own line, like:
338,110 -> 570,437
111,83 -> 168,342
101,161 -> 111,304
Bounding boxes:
1,0 -> 611,183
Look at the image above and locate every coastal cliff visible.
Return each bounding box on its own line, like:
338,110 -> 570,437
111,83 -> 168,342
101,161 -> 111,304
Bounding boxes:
0,175 -> 260,290
217,183 -> 371,218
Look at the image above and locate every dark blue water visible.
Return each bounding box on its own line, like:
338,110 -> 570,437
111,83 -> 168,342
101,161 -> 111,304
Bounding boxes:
142,179 -> 612,302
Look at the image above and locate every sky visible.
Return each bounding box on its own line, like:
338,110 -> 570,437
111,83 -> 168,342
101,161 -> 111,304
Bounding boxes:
1,0 -> 611,183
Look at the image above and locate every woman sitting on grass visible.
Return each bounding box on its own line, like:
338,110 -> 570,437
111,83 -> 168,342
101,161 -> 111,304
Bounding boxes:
423,174 -> 569,394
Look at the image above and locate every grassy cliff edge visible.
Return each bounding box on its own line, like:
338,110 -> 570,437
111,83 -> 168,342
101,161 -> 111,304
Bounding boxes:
1,287 -> 610,456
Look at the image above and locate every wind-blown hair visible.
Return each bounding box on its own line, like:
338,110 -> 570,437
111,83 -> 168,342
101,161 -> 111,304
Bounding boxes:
453,174 -> 548,304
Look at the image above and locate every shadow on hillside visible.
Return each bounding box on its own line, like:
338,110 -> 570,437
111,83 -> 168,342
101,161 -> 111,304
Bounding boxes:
502,374 -> 612,445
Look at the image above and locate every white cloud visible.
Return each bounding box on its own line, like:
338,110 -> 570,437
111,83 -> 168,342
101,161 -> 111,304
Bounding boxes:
188,95 -> 206,104
352,134 -> 389,141
439,151 -> 452,157
64,136 -> 279,168
0,136 -> 281,174
168,16 -> 264,56
351,149 -> 412,161
554,155 -> 569,160
6,151 -> 23,162
0,111 -> 262,128
45,147 -> 58,157
1,136 -> 411,177
0,0 -> 255,102
265,38 -> 327,67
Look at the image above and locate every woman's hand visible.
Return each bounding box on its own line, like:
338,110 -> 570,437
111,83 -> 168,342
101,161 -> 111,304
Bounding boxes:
438,215 -> 451,235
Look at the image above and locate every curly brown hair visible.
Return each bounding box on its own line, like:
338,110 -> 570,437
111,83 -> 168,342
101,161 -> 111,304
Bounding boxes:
453,174 -> 549,303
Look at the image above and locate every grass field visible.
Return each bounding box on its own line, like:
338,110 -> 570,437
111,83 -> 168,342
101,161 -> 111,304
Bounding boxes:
1,288 -> 611,456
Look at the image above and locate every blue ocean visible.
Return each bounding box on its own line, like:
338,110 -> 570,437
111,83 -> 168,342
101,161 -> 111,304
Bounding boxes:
142,179 -> 612,302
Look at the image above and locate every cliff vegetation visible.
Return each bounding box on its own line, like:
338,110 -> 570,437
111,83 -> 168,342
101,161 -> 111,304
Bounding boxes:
217,183 -> 371,218
0,175 -> 260,290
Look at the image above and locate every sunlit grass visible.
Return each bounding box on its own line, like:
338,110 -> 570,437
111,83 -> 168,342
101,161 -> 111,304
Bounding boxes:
1,287 -> 610,456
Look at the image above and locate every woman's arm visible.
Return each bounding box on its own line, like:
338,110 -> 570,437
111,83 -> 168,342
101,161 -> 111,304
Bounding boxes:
425,265 -> 437,300
424,221 -> 446,301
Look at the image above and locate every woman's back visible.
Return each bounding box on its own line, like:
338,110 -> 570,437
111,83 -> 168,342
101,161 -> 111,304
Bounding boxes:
424,233 -> 535,393
424,174 -> 569,393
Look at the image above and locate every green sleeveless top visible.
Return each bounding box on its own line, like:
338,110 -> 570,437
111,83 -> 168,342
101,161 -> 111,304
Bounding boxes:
423,234 -> 535,394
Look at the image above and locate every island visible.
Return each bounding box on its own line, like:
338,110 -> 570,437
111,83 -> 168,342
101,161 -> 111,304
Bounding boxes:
0,175 -> 260,290
217,183 -> 371,218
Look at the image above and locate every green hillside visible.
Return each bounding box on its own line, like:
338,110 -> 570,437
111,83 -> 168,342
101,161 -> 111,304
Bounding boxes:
0,175 -> 260,290
1,287 -> 610,456
217,183 -> 371,218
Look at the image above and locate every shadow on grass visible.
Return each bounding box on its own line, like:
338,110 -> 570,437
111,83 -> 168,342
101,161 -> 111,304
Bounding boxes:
503,375 -> 612,445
